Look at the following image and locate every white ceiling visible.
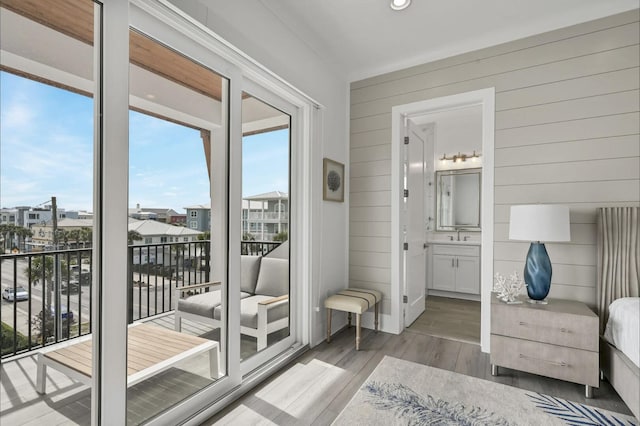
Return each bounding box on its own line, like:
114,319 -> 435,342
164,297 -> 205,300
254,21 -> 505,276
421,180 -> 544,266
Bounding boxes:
258,0 -> 639,81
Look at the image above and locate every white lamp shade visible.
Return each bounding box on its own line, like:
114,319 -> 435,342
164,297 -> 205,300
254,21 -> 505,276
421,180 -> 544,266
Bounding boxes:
509,204 -> 571,242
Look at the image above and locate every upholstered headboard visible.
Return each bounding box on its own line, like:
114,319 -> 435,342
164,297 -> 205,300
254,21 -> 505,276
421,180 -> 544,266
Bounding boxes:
596,206 -> 639,333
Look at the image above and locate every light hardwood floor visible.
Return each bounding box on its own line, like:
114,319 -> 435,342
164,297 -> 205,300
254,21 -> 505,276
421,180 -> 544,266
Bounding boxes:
407,296 -> 481,344
205,301 -> 633,425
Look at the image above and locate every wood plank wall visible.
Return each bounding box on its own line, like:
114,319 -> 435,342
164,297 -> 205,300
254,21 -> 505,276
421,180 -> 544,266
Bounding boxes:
349,10 -> 640,310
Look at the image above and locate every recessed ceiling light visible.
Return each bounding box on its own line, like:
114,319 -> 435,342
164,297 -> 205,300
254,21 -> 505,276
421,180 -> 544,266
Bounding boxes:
390,0 -> 411,11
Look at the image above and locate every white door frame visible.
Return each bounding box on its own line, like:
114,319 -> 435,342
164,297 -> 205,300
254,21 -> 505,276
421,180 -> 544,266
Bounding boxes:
391,88 -> 495,352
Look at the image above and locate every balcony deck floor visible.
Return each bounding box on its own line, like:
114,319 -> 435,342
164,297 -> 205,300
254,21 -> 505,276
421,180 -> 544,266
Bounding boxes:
1,314 -> 222,426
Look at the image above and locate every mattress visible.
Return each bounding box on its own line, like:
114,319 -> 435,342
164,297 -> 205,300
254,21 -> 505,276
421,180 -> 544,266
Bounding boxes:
604,297 -> 640,368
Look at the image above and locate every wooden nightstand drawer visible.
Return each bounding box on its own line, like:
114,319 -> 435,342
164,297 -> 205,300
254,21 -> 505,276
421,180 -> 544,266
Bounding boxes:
491,300 -> 598,352
491,335 -> 599,387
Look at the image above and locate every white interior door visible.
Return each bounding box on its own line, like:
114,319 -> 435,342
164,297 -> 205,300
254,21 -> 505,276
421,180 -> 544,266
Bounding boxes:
404,119 -> 427,327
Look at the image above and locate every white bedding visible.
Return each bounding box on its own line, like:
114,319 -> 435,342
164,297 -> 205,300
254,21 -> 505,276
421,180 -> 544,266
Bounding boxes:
604,297 -> 640,368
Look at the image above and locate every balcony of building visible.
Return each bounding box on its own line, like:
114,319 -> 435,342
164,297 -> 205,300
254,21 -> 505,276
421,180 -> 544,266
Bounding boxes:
0,240 -> 282,424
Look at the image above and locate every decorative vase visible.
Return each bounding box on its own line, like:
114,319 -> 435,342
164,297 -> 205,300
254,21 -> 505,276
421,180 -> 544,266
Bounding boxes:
524,242 -> 551,303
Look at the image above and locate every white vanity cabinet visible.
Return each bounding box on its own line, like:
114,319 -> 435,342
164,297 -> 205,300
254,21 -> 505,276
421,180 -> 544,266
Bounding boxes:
431,244 -> 480,294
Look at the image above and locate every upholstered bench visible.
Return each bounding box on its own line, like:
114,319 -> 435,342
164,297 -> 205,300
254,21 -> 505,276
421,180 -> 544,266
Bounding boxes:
325,288 -> 382,350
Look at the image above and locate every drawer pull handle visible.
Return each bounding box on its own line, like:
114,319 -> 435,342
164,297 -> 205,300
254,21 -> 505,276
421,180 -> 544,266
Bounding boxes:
518,321 -> 570,333
519,353 -> 567,367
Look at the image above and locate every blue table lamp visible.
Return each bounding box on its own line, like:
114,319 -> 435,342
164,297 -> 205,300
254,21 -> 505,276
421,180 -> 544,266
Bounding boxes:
509,205 -> 571,304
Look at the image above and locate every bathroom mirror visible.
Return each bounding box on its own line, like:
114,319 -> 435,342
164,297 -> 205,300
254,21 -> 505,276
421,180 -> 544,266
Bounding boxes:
436,168 -> 481,231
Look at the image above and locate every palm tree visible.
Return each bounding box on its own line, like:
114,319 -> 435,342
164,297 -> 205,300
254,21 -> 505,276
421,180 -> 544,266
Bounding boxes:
16,227 -> 33,252
80,227 -> 92,248
26,254 -> 69,341
0,224 -> 19,252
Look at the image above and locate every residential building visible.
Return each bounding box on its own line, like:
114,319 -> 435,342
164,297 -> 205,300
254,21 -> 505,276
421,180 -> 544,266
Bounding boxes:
127,218 -> 202,245
184,203 -> 211,232
128,203 -> 184,224
1,2 -> 638,425
29,218 -> 201,250
242,191 -> 288,241
22,206 -> 66,229
29,218 -> 93,249
0,208 -> 19,226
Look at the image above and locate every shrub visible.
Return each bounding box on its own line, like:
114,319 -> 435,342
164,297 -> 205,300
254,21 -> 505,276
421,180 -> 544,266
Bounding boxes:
1,322 -> 30,356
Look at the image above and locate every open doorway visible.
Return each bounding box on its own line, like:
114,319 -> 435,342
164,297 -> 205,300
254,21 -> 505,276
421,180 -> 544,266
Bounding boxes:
391,88 -> 495,353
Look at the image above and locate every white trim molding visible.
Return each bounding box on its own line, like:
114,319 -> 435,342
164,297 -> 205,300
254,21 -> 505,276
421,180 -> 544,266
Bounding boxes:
391,88 -> 495,351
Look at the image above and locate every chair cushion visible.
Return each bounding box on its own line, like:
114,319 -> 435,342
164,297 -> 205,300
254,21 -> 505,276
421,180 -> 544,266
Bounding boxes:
214,295 -> 289,329
254,257 -> 289,297
241,255 -> 262,294
177,290 -> 222,318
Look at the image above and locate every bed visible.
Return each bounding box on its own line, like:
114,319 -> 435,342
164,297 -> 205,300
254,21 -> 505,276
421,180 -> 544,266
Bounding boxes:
597,206 -> 639,420
600,298 -> 639,419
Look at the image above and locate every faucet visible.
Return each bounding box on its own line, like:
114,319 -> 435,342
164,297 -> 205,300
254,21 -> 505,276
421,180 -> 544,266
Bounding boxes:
456,229 -> 461,241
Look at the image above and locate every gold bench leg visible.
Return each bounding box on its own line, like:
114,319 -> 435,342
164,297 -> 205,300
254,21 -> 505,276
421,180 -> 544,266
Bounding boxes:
326,307 -> 332,343
356,314 -> 361,351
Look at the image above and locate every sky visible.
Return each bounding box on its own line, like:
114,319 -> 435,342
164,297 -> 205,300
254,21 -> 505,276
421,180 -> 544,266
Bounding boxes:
1,71 -> 289,213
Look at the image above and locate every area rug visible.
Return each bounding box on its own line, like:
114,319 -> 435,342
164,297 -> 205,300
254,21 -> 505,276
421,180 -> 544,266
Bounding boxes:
332,356 -> 638,425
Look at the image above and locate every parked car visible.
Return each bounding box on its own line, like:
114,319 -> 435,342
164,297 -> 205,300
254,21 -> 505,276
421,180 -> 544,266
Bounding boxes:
2,286 -> 29,302
39,305 -> 75,322
61,280 -> 81,294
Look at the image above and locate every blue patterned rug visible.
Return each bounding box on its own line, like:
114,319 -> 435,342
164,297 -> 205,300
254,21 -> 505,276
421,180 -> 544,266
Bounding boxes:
332,356 -> 638,426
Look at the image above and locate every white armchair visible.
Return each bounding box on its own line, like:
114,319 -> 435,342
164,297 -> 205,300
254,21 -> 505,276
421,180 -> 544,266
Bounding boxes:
174,256 -> 289,351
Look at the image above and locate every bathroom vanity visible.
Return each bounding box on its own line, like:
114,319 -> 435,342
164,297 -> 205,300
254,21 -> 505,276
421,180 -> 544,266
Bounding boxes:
427,168 -> 481,299
430,242 -> 480,295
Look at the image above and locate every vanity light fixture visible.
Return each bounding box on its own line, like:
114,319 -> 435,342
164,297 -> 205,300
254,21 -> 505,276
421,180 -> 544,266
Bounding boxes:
440,151 -> 481,164
390,0 -> 411,11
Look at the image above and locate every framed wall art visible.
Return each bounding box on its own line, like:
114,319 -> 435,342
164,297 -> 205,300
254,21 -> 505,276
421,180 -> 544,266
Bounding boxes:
323,158 -> 344,202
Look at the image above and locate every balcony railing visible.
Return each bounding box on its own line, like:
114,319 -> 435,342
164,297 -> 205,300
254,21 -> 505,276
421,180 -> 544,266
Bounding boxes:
0,240 -> 281,359
246,212 -> 289,221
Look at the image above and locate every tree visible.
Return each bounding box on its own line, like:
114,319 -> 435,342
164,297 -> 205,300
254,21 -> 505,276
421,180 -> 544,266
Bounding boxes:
26,255 -> 69,342
197,231 -> 211,241
55,229 -> 69,249
80,227 -> 92,247
0,224 -> 19,252
15,227 -> 33,252
27,255 -> 55,288
127,230 -> 143,245
242,232 -> 255,241
273,231 -> 288,242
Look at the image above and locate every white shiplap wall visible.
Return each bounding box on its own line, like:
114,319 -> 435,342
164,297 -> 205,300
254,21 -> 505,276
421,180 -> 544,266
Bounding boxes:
349,10 -> 640,313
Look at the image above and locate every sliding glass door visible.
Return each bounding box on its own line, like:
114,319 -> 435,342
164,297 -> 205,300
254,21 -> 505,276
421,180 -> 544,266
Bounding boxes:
126,28 -> 231,424
0,1 -> 101,424
1,1 -> 308,423
239,88 -> 294,372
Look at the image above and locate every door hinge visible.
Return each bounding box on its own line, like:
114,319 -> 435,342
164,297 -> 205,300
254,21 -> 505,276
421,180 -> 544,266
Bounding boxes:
404,136 -> 409,144
404,189 -> 409,197
403,295 -> 408,303
403,242 -> 409,250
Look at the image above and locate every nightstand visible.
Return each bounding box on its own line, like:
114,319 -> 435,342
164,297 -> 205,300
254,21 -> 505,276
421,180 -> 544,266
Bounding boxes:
490,293 -> 599,398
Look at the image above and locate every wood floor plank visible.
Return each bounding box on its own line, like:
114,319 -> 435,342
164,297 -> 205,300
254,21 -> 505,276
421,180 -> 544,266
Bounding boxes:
207,300 -> 633,424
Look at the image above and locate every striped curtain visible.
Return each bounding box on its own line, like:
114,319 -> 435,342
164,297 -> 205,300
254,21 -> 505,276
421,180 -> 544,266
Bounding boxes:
597,207 -> 640,333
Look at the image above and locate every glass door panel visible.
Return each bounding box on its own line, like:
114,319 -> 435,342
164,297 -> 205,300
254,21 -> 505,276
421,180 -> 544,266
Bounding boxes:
0,0 -> 100,423
239,91 -> 292,364
126,30 -> 229,424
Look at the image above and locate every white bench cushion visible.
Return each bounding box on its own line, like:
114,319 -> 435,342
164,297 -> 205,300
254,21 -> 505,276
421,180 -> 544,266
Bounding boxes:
324,288 -> 381,314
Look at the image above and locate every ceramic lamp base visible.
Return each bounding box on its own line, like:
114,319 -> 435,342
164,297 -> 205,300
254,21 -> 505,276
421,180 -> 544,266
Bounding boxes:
524,242 -> 552,301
